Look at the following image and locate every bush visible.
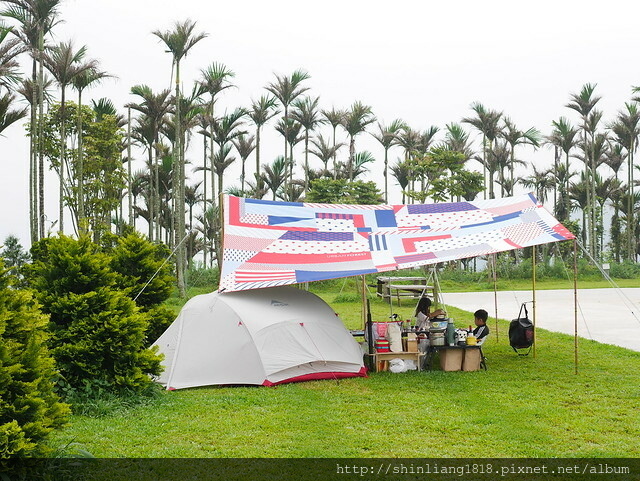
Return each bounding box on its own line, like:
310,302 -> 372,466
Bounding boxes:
609,261 -> 640,279
0,263 -> 69,457
27,236 -> 162,392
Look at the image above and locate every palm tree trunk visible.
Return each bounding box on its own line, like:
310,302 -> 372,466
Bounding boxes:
332,125 -> 338,179
255,126 -> 261,186
127,107 -> 133,226
174,60 -> 186,298
304,131 -> 309,192
349,135 -> 355,182
383,147 -> 389,203
77,88 -> 84,231
209,100 -> 215,268
29,57 -> 37,244
59,86 -> 66,234
37,31 -> 46,240
202,132 -> 207,267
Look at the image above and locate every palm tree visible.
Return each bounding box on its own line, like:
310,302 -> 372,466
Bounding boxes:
290,96 -> 324,192
519,165 -> 552,203
232,134 -> 256,192
0,90 -> 26,132
484,140 -> 510,198
462,102 -> 502,199
2,0 -> 61,242
199,62 -> 234,213
127,84 -> 171,242
71,64 -> 111,230
372,119 -> 405,202
309,133 -> 343,175
266,69 -> 310,188
274,117 -> 303,198
501,117 -> 541,189
341,101 -> 376,182
611,99 -> 640,260
321,107 -> 345,178
390,159 -> 411,203
566,83 -> 601,256
153,19 -> 207,297
547,117 -> 579,221
248,94 -> 278,185
443,123 -> 475,161
419,126 -> 440,154
261,156 -> 289,200
210,108 -> 246,197
43,40 -> 96,234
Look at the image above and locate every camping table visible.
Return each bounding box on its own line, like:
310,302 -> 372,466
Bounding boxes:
423,345 -> 487,371
376,276 -> 436,305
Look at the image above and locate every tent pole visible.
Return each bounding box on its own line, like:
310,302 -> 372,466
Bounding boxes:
532,245 -> 537,358
492,253 -> 498,342
573,238 -> 579,375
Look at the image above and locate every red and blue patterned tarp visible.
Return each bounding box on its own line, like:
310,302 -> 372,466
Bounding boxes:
219,193 -> 574,292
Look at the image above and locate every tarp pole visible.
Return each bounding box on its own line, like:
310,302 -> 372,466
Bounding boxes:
219,192 -> 225,286
573,238 -> 579,375
492,253 -> 499,342
532,245 -> 537,358
361,275 -> 366,329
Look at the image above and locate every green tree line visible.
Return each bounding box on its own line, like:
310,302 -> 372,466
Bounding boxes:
0,3 -> 638,296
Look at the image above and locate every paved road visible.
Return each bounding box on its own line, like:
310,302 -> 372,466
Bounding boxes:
442,288 -> 640,352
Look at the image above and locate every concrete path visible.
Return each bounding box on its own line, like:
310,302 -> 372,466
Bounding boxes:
442,288 -> 640,352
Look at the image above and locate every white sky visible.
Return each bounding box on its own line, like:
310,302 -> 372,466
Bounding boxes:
2,0 -> 639,248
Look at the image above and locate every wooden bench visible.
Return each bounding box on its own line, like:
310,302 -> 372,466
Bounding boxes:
376,276 -> 436,305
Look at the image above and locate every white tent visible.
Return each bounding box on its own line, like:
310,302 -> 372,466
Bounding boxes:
153,286 -> 366,389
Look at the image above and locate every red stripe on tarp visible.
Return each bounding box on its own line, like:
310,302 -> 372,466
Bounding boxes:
402,235 -> 451,253
250,251 -> 372,264
262,366 -> 368,386
504,239 -> 521,249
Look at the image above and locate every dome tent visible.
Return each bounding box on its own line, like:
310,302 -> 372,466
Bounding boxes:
153,286 -> 366,389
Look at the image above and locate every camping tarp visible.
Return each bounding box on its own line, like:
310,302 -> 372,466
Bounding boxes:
219,193 -> 574,292
152,286 -> 366,389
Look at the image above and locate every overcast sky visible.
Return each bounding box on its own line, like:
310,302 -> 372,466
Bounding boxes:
2,0 -> 639,248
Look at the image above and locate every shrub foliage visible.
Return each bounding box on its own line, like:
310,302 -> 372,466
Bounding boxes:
27,236 -> 162,392
0,263 -> 69,457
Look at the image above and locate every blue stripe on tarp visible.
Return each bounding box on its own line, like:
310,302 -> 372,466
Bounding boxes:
268,216 -> 314,225
357,227 -> 372,232
382,236 -> 387,250
460,210 -> 522,229
528,192 -> 538,204
295,268 -> 377,283
407,202 -> 476,214
280,231 -> 353,241
375,209 -> 397,227
246,198 -> 303,207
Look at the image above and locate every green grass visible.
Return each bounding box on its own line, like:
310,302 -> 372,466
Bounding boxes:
49,290 -> 640,458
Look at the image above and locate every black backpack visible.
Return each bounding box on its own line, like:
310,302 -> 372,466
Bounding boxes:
509,303 -> 534,355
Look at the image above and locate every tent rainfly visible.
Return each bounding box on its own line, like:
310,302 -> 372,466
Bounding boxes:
153,286 -> 366,389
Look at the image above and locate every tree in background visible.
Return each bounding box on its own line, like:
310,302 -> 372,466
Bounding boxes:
306,178 -> 383,204
0,261 -> 69,457
27,235 -> 162,391
1,234 -> 29,277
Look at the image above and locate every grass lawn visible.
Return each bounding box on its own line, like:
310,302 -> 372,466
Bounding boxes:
49,283 -> 640,458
